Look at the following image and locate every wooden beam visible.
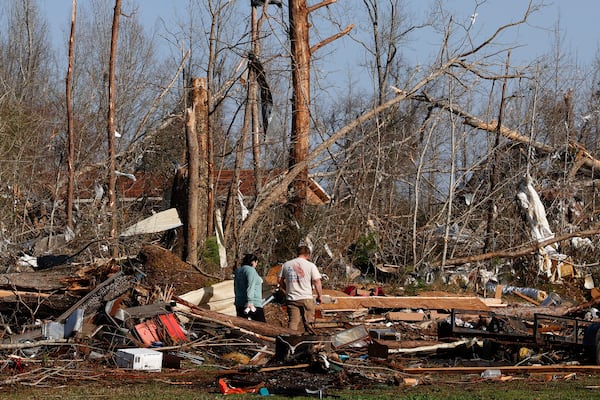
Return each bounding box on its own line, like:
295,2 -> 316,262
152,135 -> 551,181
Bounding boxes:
0,290 -> 50,299
513,290 -> 540,306
319,296 -> 489,311
495,284 -> 503,299
399,365 -> 600,374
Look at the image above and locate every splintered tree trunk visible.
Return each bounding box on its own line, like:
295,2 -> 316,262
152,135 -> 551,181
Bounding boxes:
107,0 -> 121,258
193,78 -> 210,245
288,0 -> 310,220
65,0 -> 76,230
186,104 -> 199,266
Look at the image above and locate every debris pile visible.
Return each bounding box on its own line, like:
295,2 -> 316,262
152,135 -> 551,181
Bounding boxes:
1,243 -> 600,395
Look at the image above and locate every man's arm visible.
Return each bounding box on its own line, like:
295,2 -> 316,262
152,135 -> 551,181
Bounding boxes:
278,275 -> 286,293
312,278 -> 323,303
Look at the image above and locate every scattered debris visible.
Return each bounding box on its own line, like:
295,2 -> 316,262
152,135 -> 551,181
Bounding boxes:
0,243 -> 599,394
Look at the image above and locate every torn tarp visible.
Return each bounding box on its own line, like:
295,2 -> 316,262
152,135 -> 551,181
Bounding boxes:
120,208 -> 182,237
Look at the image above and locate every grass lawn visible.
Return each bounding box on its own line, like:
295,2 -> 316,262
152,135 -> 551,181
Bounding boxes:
4,373 -> 600,399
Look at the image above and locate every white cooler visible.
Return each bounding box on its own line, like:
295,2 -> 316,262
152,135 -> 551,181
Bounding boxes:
116,348 -> 162,372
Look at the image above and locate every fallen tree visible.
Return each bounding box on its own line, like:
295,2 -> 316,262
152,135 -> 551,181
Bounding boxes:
174,295 -> 298,340
433,226 -> 600,268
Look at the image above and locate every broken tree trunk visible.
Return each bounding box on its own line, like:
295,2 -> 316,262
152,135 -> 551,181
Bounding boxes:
65,0 -> 76,231
287,0 -> 353,221
193,77 -> 211,247
186,88 -> 199,266
288,0 -> 311,220
174,296 -> 297,339
0,260 -> 118,292
107,0 -> 121,258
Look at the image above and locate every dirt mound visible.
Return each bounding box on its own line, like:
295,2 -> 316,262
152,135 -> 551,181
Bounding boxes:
138,244 -> 214,295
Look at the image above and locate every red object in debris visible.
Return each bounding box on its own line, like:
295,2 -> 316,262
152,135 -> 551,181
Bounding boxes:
218,378 -> 262,395
343,285 -> 357,296
10,357 -> 24,372
371,286 -> 385,296
343,285 -> 385,296
134,320 -> 161,346
158,313 -> 186,343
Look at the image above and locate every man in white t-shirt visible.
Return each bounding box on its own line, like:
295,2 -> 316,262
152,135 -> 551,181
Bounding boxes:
278,245 -> 323,331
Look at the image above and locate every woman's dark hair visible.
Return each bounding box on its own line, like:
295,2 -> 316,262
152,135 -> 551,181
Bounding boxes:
241,253 -> 258,266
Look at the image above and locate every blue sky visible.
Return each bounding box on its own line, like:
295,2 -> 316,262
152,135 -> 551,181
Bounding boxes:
37,0 -> 600,79
428,0 -> 600,65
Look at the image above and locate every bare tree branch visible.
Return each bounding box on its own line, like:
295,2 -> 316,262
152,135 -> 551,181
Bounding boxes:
435,226 -> 600,268
310,24 -> 354,54
307,0 -> 337,13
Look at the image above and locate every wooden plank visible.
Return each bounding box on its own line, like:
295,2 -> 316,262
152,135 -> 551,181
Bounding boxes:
495,284 -> 503,299
386,311 -> 426,321
513,290 -> 540,306
319,296 -> 489,312
429,311 -> 449,320
480,298 -> 506,307
399,365 -> 600,374
373,339 -> 444,349
0,290 -> 51,299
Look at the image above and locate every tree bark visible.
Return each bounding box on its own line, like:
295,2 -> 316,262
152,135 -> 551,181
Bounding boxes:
186,103 -> 199,266
288,0 -> 311,220
65,0 -> 76,231
107,0 -> 121,258
0,272 -> 70,291
193,77 -> 210,246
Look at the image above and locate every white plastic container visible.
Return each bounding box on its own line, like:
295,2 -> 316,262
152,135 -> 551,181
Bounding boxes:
116,348 -> 162,372
481,369 -> 501,379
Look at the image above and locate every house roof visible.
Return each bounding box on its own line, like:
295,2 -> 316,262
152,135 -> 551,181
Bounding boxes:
73,169 -> 330,206
214,169 -> 331,206
73,172 -> 166,202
